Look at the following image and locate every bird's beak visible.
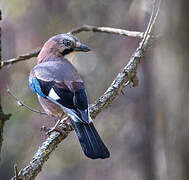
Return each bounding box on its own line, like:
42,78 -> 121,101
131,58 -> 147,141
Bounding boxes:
74,42 -> 91,52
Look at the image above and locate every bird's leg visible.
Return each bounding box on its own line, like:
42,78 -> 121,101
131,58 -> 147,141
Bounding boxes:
46,113 -> 66,135
42,113 -> 73,135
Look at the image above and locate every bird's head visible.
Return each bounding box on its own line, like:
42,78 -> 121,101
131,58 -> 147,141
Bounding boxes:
38,33 -> 91,63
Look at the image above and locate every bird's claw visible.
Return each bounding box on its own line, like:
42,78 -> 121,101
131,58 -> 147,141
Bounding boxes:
125,71 -> 139,88
40,117 -> 73,136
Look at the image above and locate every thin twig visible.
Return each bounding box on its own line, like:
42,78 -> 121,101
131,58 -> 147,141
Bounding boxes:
14,164 -> 19,180
69,25 -> 144,38
11,0 -> 161,179
141,0 -> 161,49
7,88 -> 48,116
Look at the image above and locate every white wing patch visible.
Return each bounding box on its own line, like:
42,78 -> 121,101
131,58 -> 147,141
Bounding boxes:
47,96 -> 83,123
48,88 -> 60,100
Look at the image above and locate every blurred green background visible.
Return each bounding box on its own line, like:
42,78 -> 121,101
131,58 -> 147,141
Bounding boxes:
0,0 -> 189,180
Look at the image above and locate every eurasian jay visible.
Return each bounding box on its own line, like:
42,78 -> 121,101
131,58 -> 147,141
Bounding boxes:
29,33 -> 110,159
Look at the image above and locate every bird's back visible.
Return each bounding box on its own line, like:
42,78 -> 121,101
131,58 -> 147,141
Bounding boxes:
30,55 -> 83,91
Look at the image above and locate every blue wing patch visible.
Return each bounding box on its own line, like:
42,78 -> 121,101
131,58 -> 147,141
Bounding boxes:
29,78 -> 46,98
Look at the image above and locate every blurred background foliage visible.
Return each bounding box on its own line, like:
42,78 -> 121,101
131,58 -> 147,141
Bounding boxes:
0,0 -> 188,180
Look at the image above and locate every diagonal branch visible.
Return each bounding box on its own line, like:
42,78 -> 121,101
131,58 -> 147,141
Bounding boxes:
1,27 -> 145,69
90,0 -> 161,119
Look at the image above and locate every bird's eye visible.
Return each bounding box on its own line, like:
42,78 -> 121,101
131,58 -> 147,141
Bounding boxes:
63,39 -> 71,47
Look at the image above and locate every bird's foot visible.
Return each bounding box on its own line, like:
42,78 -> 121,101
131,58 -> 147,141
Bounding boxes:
41,117 -> 73,136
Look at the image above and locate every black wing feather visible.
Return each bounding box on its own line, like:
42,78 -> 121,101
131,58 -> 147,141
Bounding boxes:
37,78 -> 88,119
37,79 -> 54,96
53,87 -> 75,109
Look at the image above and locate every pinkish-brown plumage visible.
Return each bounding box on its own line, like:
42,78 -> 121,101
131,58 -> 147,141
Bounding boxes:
37,40 -> 62,64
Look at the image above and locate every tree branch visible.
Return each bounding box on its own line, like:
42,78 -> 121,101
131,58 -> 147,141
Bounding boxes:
1,49 -> 40,68
0,9 -> 11,162
11,0 -> 161,179
69,25 -> 144,37
1,27 -> 145,69
90,0 -> 161,119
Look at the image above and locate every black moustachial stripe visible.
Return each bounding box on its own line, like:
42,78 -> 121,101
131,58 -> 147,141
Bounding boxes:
61,48 -> 74,56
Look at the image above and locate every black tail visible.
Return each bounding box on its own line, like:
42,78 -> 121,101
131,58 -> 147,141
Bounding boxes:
71,120 -> 110,159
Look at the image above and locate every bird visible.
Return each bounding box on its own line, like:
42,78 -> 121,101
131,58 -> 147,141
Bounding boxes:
29,33 -> 110,159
